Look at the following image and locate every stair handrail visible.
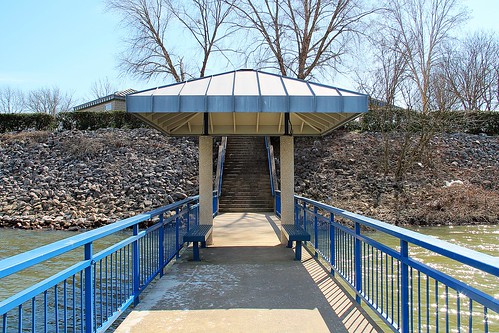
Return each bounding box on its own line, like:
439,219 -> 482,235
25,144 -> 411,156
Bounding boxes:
215,136 -> 228,197
264,136 -> 278,197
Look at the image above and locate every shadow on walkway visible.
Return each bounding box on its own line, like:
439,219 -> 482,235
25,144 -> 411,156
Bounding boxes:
116,213 -> 381,333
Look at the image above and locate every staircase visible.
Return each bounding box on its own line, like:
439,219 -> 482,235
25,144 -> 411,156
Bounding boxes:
218,137 -> 274,212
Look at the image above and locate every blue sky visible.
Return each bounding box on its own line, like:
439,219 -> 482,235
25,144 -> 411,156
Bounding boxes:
0,0 -> 497,104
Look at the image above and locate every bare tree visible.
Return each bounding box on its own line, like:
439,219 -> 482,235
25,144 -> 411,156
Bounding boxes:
232,0 -> 376,79
28,87 -> 74,116
0,86 -> 25,113
167,0 -> 237,78
107,0 -> 236,82
385,0 -> 467,113
430,65 -> 459,111
90,77 -> 117,99
442,31 -> 499,111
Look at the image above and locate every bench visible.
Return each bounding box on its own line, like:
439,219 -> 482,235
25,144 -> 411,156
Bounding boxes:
281,224 -> 310,260
183,225 -> 213,261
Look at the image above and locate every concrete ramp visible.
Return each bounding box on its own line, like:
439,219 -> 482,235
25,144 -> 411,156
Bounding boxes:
116,213 -> 381,333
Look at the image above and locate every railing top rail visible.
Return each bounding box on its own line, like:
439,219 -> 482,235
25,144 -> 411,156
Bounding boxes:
294,194 -> 499,276
0,196 -> 199,279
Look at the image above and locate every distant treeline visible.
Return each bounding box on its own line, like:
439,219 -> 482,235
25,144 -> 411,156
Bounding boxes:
0,109 -> 498,135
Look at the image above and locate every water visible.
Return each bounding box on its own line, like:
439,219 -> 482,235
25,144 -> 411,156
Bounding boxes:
0,225 -> 497,330
0,229 -> 129,300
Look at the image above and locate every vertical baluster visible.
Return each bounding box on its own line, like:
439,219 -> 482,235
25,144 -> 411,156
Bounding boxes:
445,286 -> 449,333
400,240 -> 409,333
99,260 -> 103,326
314,207 -> 319,258
133,224 -> 140,306
32,296 -> 36,333
456,292 -> 460,333
468,299 -> 473,331
380,250 -> 384,313
2,313 -> 7,333
79,271 -> 83,333
175,208 -> 180,257
54,285 -> 59,333
72,275 -> 76,333
435,280 -> 439,332
159,213 -> 165,276
120,248 -> 123,306
329,213 -> 335,276
376,249 -> 379,310
18,304 -> 22,333
105,256 -> 109,319
484,307 -> 488,333
354,222 -> 362,304
417,271 -> 421,333
110,253 -> 114,313
64,279 -> 68,333
391,256 -> 394,324
426,276 -> 429,333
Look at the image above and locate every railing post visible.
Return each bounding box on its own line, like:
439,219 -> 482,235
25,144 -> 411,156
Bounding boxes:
314,206 -> 319,258
132,225 -> 140,306
355,222 -> 362,304
302,201 -> 307,232
175,207 -> 180,259
329,213 -> 335,276
159,213 -> 164,277
401,240 -> 409,333
294,198 -> 299,226
186,202 -> 191,232
84,243 -> 94,333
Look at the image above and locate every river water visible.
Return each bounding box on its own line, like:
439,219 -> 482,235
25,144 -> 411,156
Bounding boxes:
0,225 -> 498,328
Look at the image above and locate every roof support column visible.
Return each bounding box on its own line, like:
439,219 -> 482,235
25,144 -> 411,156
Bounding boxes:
199,136 -> 213,244
280,136 -> 294,244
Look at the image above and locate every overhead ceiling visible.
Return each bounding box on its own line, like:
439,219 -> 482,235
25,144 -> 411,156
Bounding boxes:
126,69 -> 368,136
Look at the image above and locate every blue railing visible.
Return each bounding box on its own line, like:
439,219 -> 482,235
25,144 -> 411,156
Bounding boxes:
0,195 -> 214,333
276,191 -> 498,332
264,136 -> 277,197
214,137 -> 227,197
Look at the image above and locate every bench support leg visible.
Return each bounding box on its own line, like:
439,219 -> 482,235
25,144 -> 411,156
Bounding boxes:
192,242 -> 200,261
201,241 -> 207,248
295,241 -> 302,261
287,240 -> 292,248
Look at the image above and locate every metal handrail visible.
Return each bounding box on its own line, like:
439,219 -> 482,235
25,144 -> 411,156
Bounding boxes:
264,136 -> 278,196
289,194 -> 499,332
0,195 -> 211,332
214,137 -> 227,197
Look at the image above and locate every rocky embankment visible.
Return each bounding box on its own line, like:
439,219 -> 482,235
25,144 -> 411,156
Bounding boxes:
0,129 -> 198,230
0,128 -> 498,229
293,131 -> 499,225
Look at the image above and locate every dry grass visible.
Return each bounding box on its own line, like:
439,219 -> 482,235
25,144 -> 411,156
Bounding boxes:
415,184 -> 499,225
0,131 -> 50,144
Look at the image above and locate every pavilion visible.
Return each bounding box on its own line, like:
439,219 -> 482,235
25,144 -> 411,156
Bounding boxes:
126,69 -> 368,243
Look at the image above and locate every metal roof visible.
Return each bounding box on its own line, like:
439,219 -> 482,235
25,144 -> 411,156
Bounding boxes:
126,69 -> 367,136
74,89 -> 137,111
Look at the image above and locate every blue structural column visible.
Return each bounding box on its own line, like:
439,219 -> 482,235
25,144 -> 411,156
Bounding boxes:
199,136 -> 214,244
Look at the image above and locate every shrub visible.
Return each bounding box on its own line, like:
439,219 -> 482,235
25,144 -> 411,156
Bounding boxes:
56,111 -> 145,130
0,113 -> 54,132
346,109 -> 499,135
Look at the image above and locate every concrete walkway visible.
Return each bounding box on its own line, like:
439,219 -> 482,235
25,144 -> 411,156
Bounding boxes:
116,213 -> 381,333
